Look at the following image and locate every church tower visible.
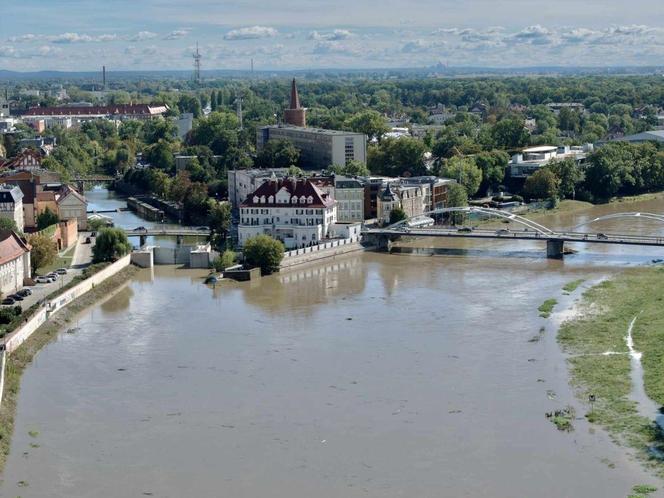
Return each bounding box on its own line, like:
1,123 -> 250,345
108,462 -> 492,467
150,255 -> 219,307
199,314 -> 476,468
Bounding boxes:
284,78 -> 306,127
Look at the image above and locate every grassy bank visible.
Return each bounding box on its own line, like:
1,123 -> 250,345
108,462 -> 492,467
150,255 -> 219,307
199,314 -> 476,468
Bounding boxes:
558,267 -> 664,476
0,265 -> 138,474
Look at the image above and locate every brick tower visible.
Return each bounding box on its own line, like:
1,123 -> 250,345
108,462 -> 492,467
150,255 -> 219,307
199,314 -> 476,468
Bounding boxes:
284,78 -> 306,127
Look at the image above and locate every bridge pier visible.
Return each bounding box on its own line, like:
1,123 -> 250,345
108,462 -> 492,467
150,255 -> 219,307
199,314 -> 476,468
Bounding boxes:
139,235 -> 147,247
176,235 -> 184,246
546,239 -> 565,259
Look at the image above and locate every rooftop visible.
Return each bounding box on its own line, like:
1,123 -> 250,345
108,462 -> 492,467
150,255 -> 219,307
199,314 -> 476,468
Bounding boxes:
261,124 -> 365,137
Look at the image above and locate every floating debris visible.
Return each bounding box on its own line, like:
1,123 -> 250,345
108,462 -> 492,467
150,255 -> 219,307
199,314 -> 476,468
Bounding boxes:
545,405 -> 576,432
65,327 -> 80,334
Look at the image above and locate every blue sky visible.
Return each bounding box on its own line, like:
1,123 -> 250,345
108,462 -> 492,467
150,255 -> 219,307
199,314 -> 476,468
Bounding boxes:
2,0 -> 664,71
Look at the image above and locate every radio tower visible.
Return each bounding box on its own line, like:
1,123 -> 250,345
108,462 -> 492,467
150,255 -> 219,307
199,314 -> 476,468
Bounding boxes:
193,42 -> 202,84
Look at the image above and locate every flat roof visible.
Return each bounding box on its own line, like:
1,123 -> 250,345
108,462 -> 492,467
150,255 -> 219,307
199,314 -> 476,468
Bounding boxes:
261,125 -> 365,137
522,146 -> 557,153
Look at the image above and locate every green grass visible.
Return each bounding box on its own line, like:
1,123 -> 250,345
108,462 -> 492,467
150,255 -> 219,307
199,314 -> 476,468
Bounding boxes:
563,279 -> 585,293
36,244 -> 77,276
558,267 -> 664,477
538,298 -> 558,318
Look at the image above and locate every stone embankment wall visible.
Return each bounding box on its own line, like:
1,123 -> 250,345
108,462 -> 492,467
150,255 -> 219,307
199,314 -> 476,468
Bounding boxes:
280,236 -> 364,269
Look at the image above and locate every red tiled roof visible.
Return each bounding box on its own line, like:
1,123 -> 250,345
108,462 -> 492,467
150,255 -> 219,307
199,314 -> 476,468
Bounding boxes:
241,178 -> 334,208
23,104 -> 168,117
0,231 -> 30,266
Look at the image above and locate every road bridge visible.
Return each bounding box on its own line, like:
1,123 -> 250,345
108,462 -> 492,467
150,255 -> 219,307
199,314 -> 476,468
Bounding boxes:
122,226 -> 211,246
365,207 -> 664,258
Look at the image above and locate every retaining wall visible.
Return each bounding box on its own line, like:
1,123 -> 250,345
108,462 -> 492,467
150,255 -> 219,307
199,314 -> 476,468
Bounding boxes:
280,236 -> 364,269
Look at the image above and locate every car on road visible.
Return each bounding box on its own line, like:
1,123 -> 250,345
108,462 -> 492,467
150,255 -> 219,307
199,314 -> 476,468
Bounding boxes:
495,229 -> 511,235
35,276 -> 51,284
8,294 -> 23,301
17,289 -> 32,297
47,272 -> 59,279
1,297 -> 15,305
457,227 -> 473,233
133,226 -> 147,231
56,268 -> 68,275
597,233 -> 609,240
197,226 -> 210,231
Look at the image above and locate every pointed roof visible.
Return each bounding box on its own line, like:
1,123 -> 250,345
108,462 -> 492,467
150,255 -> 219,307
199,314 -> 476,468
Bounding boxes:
289,78 -> 301,110
381,183 -> 398,202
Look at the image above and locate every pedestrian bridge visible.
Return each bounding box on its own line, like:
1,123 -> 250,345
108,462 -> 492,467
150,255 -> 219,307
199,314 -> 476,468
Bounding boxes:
364,207 -> 664,258
122,226 -> 211,246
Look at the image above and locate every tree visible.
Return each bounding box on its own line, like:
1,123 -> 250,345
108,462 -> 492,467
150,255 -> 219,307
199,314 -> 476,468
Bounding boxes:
255,140 -> 301,169
474,150 -> 509,194
212,250 -> 236,271
27,233 -> 57,273
583,143 -> 635,199
0,217 -> 19,233
446,183 -> 468,225
368,137 -> 428,177
345,110 -> 389,140
243,234 -> 284,275
492,118 -> 530,148
523,169 -> 559,200
92,228 -> 132,263
209,201 -> 232,249
329,160 -> 370,177
389,207 -> 407,225
439,156 -> 482,197
546,158 -> 585,199
36,207 -> 59,230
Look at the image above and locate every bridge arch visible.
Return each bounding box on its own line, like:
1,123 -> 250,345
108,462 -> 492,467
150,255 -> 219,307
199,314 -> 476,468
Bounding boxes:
572,212 -> 664,231
386,206 -> 556,236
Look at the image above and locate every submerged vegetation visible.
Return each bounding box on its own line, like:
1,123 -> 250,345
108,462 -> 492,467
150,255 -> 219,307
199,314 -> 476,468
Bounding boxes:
563,279 -> 585,293
558,267 -> 664,476
538,298 -> 558,318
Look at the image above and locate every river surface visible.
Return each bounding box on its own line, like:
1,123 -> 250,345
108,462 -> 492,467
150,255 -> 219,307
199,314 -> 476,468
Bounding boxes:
3,195 -> 664,497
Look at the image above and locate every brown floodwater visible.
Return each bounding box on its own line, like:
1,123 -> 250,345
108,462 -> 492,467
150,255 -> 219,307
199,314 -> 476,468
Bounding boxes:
2,197 -> 664,497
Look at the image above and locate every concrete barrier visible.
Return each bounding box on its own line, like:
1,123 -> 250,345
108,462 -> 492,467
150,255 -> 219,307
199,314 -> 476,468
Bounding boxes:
280,236 -> 364,269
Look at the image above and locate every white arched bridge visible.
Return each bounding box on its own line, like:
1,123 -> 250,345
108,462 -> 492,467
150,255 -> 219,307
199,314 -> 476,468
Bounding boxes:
364,207 -> 664,258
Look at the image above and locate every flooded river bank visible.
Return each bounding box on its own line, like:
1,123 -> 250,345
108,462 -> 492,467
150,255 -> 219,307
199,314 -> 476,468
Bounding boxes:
2,194 -> 664,497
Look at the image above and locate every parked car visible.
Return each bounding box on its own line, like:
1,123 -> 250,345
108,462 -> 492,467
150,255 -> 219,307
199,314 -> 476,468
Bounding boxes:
457,227 -> 473,233
17,288 -> 32,297
8,294 -> 23,301
133,226 -> 147,231
47,272 -> 59,279
1,297 -> 15,305
597,233 -> 609,240
495,229 -> 511,235
56,268 -> 68,275
35,276 -> 51,284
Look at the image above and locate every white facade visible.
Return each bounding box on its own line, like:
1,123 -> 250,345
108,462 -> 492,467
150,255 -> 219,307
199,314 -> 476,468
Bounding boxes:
228,168 -> 291,209
57,189 -> 88,230
334,177 -> 365,222
238,179 -> 337,250
0,184 -> 24,232
0,232 -> 31,295
509,144 -> 593,178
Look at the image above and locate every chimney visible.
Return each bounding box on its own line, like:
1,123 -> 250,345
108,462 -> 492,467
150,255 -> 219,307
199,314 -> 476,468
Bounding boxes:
102,66 -> 106,89
290,78 -> 300,109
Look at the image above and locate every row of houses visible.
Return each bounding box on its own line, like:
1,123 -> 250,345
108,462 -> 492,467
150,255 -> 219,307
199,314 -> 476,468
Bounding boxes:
235,171 -> 456,250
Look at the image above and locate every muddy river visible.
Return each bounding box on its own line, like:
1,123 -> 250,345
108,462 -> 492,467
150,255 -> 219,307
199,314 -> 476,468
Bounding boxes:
2,195 -> 664,497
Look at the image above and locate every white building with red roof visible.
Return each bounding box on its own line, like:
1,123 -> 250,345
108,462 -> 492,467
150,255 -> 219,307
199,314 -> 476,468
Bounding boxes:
238,178 -> 337,249
0,230 -> 31,295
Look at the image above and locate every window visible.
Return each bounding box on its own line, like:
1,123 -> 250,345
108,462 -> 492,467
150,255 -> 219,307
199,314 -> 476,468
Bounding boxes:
268,195 -> 274,203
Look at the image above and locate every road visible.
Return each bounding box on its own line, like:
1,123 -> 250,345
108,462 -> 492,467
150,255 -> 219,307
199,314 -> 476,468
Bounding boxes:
11,232 -> 95,310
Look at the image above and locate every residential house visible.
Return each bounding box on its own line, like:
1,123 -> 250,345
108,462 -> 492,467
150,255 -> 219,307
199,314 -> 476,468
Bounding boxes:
57,186 -> 88,230
509,144 -> 593,178
0,230 -> 31,295
238,178 -> 336,249
0,184 -> 24,232
1,149 -> 43,171
334,176 -> 365,223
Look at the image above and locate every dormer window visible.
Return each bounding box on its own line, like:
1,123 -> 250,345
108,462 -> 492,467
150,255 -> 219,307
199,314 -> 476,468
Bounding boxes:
268,195 -> 274,203
292,196 -> 297,203
260,195 -> 266,203
253,196 -> 259,203
308,196 -> 313,203
300,196 -> 306,204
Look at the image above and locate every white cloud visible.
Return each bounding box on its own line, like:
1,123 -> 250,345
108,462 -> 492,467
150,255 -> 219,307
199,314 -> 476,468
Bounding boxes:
51,32 -> 118,44
0,45 -> 19,58
164,29 -> 189,40
130,31 -> 158,42
308,29 -> 354,41
224,26 -> 278,40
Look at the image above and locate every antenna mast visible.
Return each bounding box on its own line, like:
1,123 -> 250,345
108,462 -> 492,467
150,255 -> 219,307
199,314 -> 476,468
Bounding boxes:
235,91 -> 243,131
193,43 -> 202,84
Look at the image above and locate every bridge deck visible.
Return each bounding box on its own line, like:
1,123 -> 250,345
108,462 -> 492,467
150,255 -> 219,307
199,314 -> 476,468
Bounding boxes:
366,228 -> 664,248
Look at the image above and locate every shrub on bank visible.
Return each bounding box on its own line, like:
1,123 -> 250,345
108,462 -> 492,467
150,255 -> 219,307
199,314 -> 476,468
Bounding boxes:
212,250 -> 236,272
242,235 -> 284,275
93,228 -> 132,263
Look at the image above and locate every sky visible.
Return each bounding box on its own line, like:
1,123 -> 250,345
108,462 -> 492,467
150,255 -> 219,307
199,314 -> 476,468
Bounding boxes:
2,0 -> 664,71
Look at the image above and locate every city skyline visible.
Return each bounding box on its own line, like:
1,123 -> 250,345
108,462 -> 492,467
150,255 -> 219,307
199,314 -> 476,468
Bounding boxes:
3,0 -> 664,71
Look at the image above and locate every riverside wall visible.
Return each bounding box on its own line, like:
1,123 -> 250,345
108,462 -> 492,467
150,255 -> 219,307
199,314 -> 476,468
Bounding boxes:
280,236 -> 364,269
